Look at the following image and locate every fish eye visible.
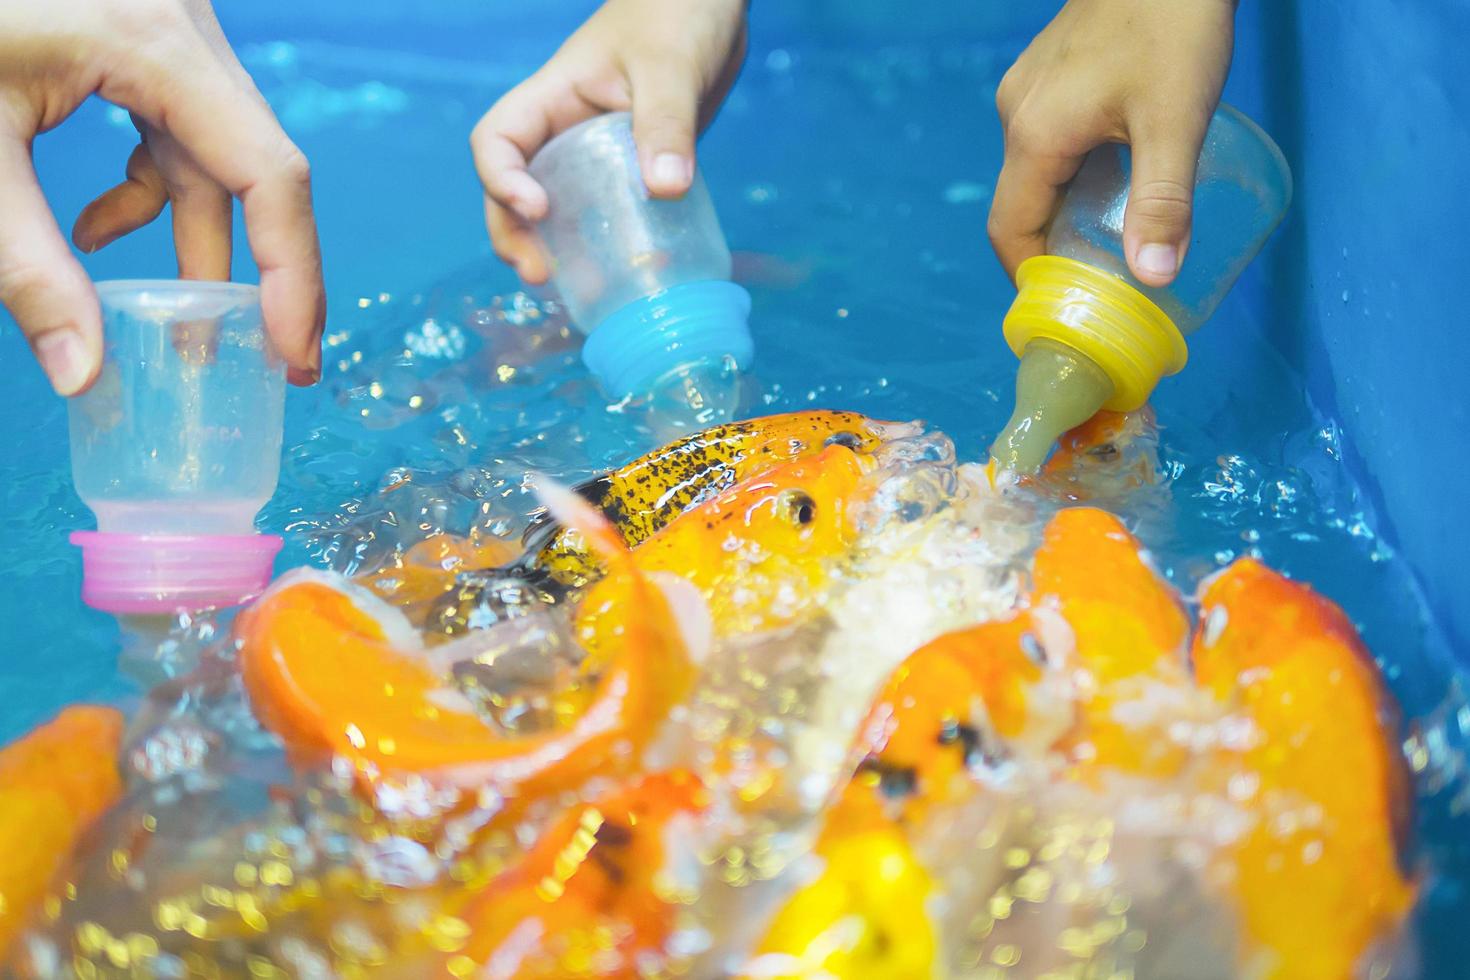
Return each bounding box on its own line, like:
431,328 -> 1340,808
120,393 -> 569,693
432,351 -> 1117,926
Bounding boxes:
824,431 -> 864,450
778,490 -> 817,526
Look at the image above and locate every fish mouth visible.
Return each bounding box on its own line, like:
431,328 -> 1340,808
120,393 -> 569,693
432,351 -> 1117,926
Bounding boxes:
867,419 -> 926,441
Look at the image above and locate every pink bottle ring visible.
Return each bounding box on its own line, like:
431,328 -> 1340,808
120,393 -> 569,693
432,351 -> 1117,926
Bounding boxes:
71,531 -> 283,615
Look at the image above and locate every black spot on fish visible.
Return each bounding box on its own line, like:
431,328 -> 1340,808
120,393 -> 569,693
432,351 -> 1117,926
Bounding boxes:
859,758 -> 919,799
824,431 -> 864,450
589,845 -> 628,885
594,821 -> 634,847
1019,631 -> 1046,666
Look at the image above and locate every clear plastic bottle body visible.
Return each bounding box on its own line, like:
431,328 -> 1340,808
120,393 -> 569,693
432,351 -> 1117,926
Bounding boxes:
527,113 -> 752,416
528,112 -> 734,334
1045,103 -> 1293,336
69,282 -> 285,535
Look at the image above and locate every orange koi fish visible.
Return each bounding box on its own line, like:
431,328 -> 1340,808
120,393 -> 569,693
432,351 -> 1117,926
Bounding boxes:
236,481 -> 699,815
446,770 -> 708,978
0,706 -> 124,960
1192,558 -> 1416,978
577,443 -> 872,650
1030,506 -> 1195,777
517,410 -> 908,590
847,610 -> 1072,826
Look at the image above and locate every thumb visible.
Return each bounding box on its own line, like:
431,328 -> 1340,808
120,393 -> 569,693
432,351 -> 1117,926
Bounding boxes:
0,133 -> 102,396
1123,111 -> 1210,288
627,59 -> 699,199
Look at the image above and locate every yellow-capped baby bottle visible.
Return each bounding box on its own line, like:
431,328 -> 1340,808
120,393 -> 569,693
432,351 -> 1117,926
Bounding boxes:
991,104 -> 1292,472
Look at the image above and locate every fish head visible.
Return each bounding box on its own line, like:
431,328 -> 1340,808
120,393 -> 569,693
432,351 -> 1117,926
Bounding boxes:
620,443 -> 875,638
666,442 -> 873,568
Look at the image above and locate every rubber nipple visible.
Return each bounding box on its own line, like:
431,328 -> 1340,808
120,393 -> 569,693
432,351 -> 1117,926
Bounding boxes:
990,340 -> 1115,473
639,355 -> 744,440
991,256 -> 1188,473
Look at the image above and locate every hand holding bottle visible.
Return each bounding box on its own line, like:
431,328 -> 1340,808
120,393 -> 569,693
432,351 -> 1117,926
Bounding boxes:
987,0 -> 1236,288
471,0 -> 748,283
0,0 -> 326,395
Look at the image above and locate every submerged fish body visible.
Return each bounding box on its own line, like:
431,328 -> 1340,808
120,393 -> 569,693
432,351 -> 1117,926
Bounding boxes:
1192,558 -> 1416,979
0,707 -> 123,961
743,787 -> 936,980
1039,408 -> 1161,492
448,770 -> 709,977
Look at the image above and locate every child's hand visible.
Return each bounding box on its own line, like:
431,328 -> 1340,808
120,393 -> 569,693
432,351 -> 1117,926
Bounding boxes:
472,0 -> 748,283
988,0 -> 1236,288
0,0 -> 325,395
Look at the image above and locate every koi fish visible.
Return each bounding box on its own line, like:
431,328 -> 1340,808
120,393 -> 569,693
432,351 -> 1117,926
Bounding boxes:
847,610 -> 1073,826
0,706 -> 124,960
444,770 -> 708,978
742,788 -> 935,980
1192,558 -> 1416,978
236,480 -> 701,816
578,443 -> 872,647
1038,409 -> 1160,491
493,410 -> 905,595
1030,506 -> 1196,778
545,443 -> 873,728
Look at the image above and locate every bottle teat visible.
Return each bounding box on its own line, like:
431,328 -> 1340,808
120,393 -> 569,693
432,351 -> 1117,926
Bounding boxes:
640,356 -> 745,439
991,340 -> 1114,473
990,256 -> 1188,473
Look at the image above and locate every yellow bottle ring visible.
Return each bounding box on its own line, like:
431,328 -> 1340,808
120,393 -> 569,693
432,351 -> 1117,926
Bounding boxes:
1002,255 -> 1188,412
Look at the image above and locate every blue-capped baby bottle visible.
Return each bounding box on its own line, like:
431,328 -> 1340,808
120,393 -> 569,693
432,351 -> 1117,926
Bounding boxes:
527,112 -> 752,426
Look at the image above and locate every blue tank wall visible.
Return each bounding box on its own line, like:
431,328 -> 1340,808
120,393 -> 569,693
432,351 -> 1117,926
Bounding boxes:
1224,1 -> 1469,659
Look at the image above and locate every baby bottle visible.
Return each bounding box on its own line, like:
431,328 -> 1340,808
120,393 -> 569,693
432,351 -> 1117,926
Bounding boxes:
991,103 -> 1292,472
68,281 -> 286,614
527,112 -> 752,424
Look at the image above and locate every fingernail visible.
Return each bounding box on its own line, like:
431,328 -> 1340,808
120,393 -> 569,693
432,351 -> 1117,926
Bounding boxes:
652,153 -> 692,188
1136,243 -> 1179,280
36,328 -> 90,396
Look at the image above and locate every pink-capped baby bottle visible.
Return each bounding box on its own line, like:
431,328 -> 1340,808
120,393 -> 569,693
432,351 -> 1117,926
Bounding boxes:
68,281 -> 285,614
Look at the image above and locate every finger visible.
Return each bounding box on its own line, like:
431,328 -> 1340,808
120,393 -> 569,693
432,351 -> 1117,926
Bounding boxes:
71,142 -> 168,253
627,58 -> 699,197
987,143 -> 1083,281
0,134 -> 102,396
470,83 -> 556,224
1122,108 -> 1211,287
486,198 -> 550,285
105,51 -> 326,384
168,169 -> 234,281
700,25 -> 748,131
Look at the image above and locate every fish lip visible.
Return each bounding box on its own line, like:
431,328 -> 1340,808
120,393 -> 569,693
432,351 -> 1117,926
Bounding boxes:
867,419 -> 925,441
